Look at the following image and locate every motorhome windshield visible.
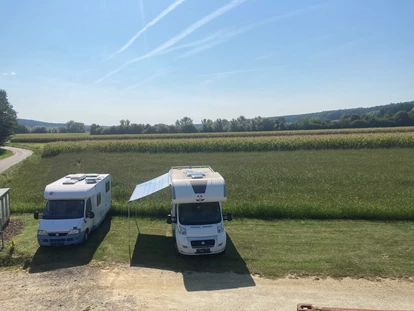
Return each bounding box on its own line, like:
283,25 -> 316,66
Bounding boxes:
178,202 -> 221,225
42,200 -> 85,219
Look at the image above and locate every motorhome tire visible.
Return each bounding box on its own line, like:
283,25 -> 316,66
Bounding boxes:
82,229 -> 89,245
174,242 -> 181,256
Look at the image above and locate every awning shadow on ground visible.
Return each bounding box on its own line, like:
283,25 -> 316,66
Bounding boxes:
130,232 -> 255,292
27,214 -> 111,273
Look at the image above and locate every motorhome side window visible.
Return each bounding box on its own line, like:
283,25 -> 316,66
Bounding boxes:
86,198 -> 92,215
106,181 -> 110,193
97,193 -> 101,207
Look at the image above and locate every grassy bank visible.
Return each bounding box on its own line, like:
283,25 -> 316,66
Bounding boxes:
2,215 -> 413,278
0,148 -> 13,160
1,149 -> 413,220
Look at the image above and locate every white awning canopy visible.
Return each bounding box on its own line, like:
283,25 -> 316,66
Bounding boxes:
128,173 -> 171,202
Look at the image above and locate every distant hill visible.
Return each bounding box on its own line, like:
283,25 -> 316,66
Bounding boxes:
17,119 -> 66,128
272,102 -> 414,123
17,119 -> 91,130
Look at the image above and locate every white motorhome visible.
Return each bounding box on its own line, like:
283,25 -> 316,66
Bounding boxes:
167,166 -> 232,255
34,173 -> 111,246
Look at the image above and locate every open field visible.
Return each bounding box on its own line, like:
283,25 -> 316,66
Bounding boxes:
10,126 -> 414,143
1,214 -> 413,279
1,149 -> 413,220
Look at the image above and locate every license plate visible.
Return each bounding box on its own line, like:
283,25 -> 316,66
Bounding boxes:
196,248 -> 211,254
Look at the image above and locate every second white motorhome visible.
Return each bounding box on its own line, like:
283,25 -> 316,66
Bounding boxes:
167,166 -> 232,255
34,173 -> 112,246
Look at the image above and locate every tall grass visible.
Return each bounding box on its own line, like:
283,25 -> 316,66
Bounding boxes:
11,126 -> 414,143
41,133 -> 414,158
2,149 -> 414,220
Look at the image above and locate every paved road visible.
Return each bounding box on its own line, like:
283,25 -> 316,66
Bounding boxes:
0,146 -> 33,174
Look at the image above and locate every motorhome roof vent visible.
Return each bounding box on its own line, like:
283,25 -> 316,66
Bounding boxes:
185,171 -> 205,179
86,174 -> 99,178
85,177 -> 97,184
69,174 -> 86,181
63,179 -> 78,185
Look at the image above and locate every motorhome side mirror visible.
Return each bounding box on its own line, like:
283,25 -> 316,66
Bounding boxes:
167,214 -> 177,224
227,212 -> 233,221
223,212 -> 233,221
34,211 -> 39,220
88,211 -> 95,219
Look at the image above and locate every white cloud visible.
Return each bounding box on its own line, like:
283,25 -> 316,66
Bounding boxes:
101,0 -> 186,63
10,72 -> 16,75
174,0 -> 335,60
94,0 -> 249,84
201,67 -> 273,77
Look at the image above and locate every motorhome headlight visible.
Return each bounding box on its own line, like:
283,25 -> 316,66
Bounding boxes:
37,230 -> 48,236
178,225 -> 187,236
217,223 -> 224,234
68,228 -> 81,235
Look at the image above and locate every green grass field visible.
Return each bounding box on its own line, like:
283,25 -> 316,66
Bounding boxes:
1,149 -> 413,220
2,214 -> 413,278
0,149 -> 12,160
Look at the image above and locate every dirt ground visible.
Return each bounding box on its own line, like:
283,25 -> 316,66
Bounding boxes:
0,265 -> 413,311
1,219 -> 24,244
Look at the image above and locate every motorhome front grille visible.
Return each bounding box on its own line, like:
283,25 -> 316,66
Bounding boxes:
50,239 -> 65,245
190,240 -> 215,248
48,232 -> 68,237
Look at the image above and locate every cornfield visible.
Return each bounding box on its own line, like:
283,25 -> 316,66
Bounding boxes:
41,132 -> 414,158
11,126 -> 414,143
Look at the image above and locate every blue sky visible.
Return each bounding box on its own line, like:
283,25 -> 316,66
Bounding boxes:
1,0 -> 413,125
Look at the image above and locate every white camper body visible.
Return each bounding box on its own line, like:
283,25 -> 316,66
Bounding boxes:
35,174 -> 111,246
168,166 -> 232,255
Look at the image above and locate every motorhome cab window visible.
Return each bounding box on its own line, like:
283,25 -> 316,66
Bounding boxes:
42,200 -> 84,219
86,198 -> 92,215
178,202 -> 221,225
97,193 -> 101,206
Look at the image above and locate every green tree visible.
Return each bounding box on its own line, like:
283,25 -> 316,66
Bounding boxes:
0,89 -> 18,145
213,118 -> 225,132
200,119 -> 213,132
31,126 -> 47,133
175,117 -> 197,133
14,124 -> 29,134
66,120 -> 85,133
90,123 -> 103,135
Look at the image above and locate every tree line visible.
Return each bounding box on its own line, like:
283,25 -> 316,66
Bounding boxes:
15,120 -> 86,134
3,84 -> 414,139
89,102 -> 414,135
14,104 -> 414,135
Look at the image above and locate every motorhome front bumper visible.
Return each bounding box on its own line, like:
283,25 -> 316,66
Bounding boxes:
37,231 -> 84,246
176,231 -> 227,255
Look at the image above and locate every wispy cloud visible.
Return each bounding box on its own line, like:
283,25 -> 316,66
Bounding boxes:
310,39 -> 358,59
174,0 -> 335,60
253,52 -> 274,61
94,0 -> 249,84
201,67 -> 272,77
102,0 -> 186,63
2,72 -> 16,76
140,0 -> 148,52
125,68 -> 170,90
